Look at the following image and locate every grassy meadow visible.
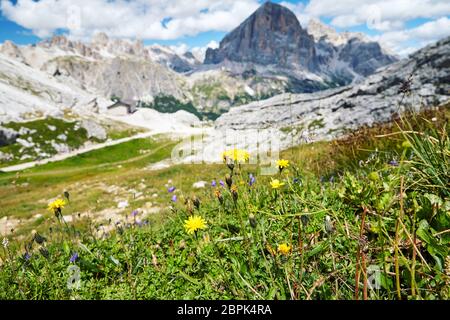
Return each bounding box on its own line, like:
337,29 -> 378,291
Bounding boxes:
0,105 -> 449,300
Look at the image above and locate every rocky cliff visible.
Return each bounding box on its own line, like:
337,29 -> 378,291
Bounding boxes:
213,36 -> 450,149
205,2 -> 317,72
205,2 -> 397,91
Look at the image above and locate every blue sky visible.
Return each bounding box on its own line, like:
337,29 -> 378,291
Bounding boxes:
0,0 -> 449,56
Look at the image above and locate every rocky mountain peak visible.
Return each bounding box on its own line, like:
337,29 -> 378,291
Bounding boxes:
0,40 -> 24,62
308,19 -> 369,46
253,1 -> 303,31
204,1 -> 317,71
92,32 -> 110,46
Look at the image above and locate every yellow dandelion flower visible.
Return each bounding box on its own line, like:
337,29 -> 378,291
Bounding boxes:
270,179 -> 285,189
278,243 -> 291,255
184,215 -> 207,234
222,149 -> 250,163
276,159 -> 289,170
48,198 -> 66,213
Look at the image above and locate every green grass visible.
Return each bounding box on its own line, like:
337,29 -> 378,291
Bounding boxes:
308,118 -> 325,130
102,120 -> 146,140
0,117 -> 148,169
0,105 -> 449,300
0,136 -> 178,225
0,117 -> 92,167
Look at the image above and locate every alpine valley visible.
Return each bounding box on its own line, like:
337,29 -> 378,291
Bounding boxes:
0,1 -> 449,301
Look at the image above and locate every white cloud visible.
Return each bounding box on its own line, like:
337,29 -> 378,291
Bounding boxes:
1,0 -> 449,57
279,1 -> 311,26
169,43 -> 189,56
286,0 -> 450,55
0,0 -> 260,40
304,0 -> 450,32
373,17 -> 450,56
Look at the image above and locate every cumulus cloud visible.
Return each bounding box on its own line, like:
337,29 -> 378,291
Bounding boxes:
373,17 -> 450,56
169,43 -> 190,56
286,0 -> 450,55
1,0 -> 449,57
279,1 -> 311,26
304,0 -> 450,31
0,0 -> 260,40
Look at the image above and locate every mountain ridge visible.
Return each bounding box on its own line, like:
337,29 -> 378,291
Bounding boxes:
0,1 -> 414,122
204,1 -> 397,86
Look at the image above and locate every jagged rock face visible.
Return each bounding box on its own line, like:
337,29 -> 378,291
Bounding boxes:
148,46 -> 199,73
42,56 -> 184,101
0,126 -> 19,147
0,51 -> 112,122
307,19 -> 398,78
205,2 -> 317,71
203,1 -> 398,93
338,39 -> 398,77
2,33 -> 189,102
213,36 -> 450,150
0,41 -> 24,63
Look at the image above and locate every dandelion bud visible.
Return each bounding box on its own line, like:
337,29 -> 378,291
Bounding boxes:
225,174 -> 233,189
39,247 -> 49,259
231,185 -> 238,202
186,199 -> 193,214
214,189 -> 224,204
249,214 -> 257,228
25,241 -> 33,251
193,197 -> 201,210
227,162 -> 235,172
33,232 -> 46,244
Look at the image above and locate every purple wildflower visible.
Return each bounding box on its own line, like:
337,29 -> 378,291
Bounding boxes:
24,252 -> 31,261
172,195 -> 177,202
389,160 -> 399,167
211,180 -> 217,187
249,174 -> 256,186
131,210 -> 139,217
168,186 -> 176,193
70,252 -> 79,263
219,180 -> 225,187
